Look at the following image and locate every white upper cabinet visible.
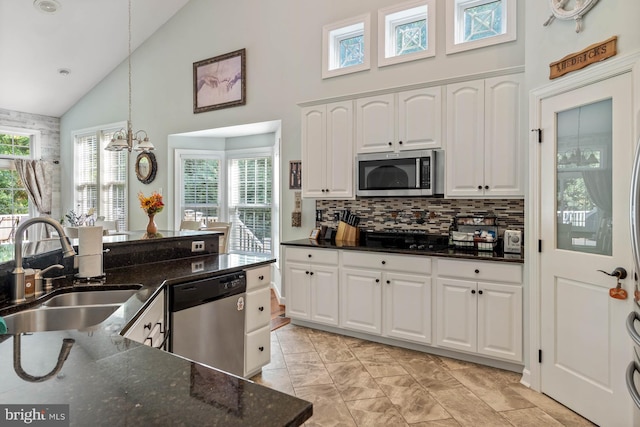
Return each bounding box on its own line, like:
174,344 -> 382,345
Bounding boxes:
397,87 -> 442,151
356,94 -> 395,153
301,101 -> 354,199
356,87 -> 442,154
445,73 -> 524,198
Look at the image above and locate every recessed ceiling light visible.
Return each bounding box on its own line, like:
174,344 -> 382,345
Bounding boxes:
34,0 -> 61,14
58,68 -> 71,77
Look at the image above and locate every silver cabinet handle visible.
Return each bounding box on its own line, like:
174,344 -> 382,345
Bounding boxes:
626,361 -> 640,410
626,311 -> 640,346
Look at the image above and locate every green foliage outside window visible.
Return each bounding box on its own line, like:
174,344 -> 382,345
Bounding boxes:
0,134 -> 30,215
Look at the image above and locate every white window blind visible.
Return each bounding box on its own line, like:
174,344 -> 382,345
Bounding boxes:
74,126 -> 127,231
75,133 -> 98,216
181,158 -> 220,223
228,156 -> 272,254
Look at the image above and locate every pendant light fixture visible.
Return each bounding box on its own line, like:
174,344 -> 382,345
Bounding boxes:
105,0 -> 154,153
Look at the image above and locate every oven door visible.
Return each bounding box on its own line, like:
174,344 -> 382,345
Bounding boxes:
357,156 -> 427,197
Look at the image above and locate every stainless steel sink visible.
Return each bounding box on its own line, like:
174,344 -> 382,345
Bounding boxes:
2,305 -> 122,334
2,285 -> 144,334
43,288 -> 140,307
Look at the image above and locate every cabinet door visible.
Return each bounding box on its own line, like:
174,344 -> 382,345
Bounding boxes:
245,325 -> 271,377
445,80 -> 485,197
476,281 -> 522,362
384,272 -> 431,344
325,101 -> 354,198
285,262 -> 311,320
301,105 -> 327,197
484,74 -> 524,197
398,87 -> 442,151
356,94 -> 395,154
340,268 -> 382,334
435,277 -> 476,352
310,265 -> 339,326
124,290 -> 165,347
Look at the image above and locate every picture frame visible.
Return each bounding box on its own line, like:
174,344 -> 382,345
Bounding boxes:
289,160 -> 302,189
193,48 -> 246,113
309,228 -> 321,241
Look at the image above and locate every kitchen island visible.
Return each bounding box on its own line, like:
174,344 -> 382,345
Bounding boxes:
0,237 -> 312,426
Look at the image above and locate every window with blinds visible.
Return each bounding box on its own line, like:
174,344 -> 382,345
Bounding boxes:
228,156 -> 272,254
74,127 -> 127,231
182,158 -> 220,222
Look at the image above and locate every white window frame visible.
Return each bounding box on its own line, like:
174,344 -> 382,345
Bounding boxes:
445,0 -> 516,55
174,149 -> 226,230
226,147 -> 274,255
0,126 -> 41,218
174,147 -> 274,256
378,0 -> 435,68
322,13 -> 371,79
71,121 -> 128,230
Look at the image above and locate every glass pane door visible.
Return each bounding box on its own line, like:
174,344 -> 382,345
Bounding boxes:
556,99 -> 612,255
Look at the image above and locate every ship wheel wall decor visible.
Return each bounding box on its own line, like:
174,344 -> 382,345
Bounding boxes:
543,0 -> 600,33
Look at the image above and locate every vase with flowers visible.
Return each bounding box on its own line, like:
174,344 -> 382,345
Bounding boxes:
138,191 -> 164,236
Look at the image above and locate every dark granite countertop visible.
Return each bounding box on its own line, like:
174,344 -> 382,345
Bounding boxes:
0,253 -> 312,426
281,238 -> 524,264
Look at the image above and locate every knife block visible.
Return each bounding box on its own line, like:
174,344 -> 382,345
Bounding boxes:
336,221 -> 359,244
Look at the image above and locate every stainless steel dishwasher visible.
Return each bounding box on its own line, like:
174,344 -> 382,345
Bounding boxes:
169,271 -> 246,377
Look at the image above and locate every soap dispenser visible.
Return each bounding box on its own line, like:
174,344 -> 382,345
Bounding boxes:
34,264 -> 64,297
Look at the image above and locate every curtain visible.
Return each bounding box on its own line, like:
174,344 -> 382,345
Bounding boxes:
582,169 -> 612,253
14,159 -> 54,239
582,169 -> 612,217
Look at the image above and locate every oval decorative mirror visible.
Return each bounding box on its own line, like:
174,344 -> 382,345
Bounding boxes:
135,151 -> 157,184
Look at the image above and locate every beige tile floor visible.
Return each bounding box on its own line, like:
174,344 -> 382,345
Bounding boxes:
251,323 -> 596,427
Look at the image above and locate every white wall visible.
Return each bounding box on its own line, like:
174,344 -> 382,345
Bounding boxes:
525,1 -> 640,91
59,0 -> 525,239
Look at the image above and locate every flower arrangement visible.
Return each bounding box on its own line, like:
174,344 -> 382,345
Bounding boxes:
138,191 -> 164,216
64,206 -> 96,226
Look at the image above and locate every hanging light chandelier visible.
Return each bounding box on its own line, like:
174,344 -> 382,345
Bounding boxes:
105,0 -> 154,153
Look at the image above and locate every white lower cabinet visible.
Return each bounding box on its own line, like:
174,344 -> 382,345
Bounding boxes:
340,251 -> 431,344
284,247 -> 339,326
244,264 -> 272,377
435,258 -> 523,362
340,268 -> 382,334
124,289 -> 166,349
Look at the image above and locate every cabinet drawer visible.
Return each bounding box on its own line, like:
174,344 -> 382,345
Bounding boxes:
342,251 -> 431,274
245,325 -> 271,375
246,265 -> 271,291
285,247 -> 338,265
437,258 -> 521,283
246,287 -> 271,332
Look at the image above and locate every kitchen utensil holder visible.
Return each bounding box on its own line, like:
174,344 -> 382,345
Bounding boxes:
336,221 -> 359,244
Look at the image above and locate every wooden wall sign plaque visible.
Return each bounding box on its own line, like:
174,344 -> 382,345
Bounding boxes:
549,36 -> 617,79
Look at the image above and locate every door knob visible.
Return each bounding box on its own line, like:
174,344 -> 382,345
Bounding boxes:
597,267 -> 627,279
598,267 -> 628,300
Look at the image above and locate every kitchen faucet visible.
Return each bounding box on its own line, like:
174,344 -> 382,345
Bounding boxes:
11,217 -> 76,304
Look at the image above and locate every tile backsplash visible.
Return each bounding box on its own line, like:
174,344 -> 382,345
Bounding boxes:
315,198 -> 524,237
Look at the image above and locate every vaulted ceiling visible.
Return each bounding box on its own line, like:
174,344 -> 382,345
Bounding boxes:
0,0 -> 190,118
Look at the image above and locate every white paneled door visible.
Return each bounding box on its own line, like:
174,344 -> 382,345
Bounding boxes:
540,73 -> 634,426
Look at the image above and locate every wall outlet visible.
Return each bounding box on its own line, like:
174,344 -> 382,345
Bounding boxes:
191,241 -> 205,252
191,261 -> 204,272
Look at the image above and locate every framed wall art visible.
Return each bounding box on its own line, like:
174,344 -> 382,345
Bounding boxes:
289,160 -> 301,189
193,48 -> 246,113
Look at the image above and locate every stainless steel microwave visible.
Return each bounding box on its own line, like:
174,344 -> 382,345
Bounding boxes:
356,150 -> 444,197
